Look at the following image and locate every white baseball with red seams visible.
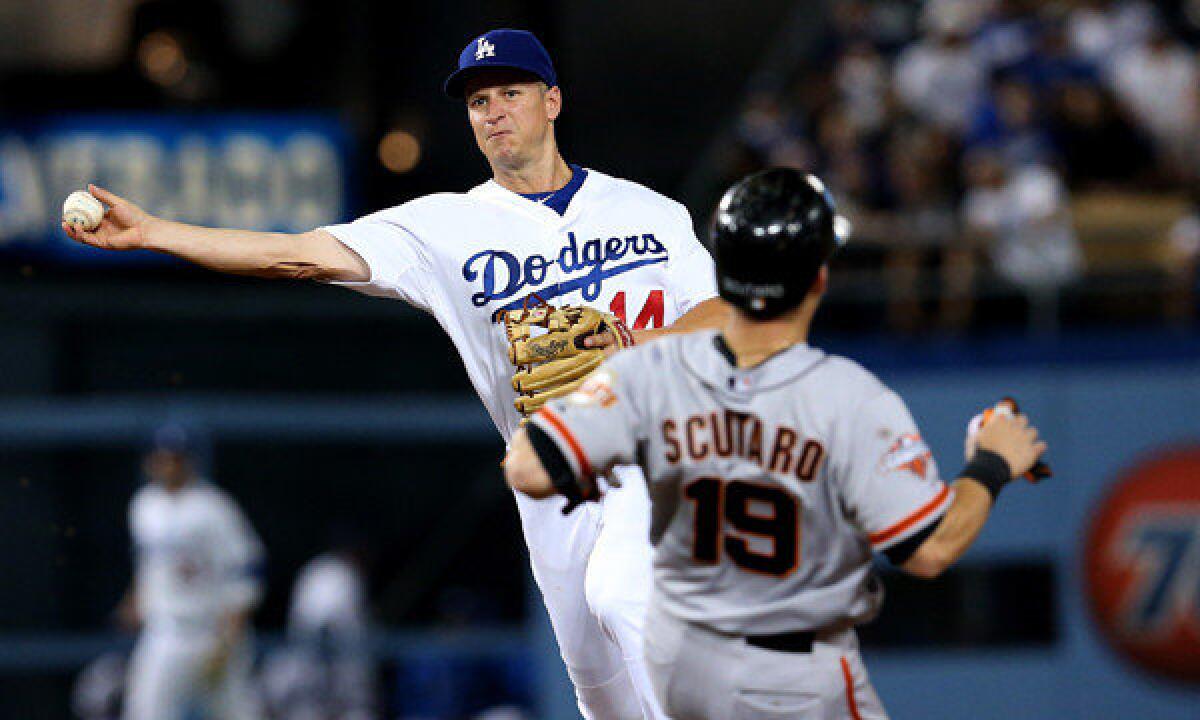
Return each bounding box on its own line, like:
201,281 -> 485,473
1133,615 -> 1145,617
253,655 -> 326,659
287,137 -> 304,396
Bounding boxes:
964,400 -> 1015,460
63,190 -> 105,231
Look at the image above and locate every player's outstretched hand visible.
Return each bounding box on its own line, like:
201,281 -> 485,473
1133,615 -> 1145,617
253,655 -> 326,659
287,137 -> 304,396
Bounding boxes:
966,398 -> 1052,481
582,326 -> 662,354
973,411 -> 1047,481
581,329 -> 620,355
62,184 -> 155,251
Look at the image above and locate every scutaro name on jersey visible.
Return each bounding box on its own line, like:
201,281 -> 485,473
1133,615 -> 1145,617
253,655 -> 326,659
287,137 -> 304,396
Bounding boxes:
463,230 -> 668,309
662,410 -> 827,482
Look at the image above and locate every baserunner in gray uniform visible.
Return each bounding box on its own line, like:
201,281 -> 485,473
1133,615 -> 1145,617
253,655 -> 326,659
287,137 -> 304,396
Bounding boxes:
503,168 -> 1049,719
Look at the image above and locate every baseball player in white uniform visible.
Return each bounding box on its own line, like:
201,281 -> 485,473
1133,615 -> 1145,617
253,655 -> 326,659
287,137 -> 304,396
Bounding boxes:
122,424 -> 266,720
504,168 -> 1050,719
66,29 -> 723,720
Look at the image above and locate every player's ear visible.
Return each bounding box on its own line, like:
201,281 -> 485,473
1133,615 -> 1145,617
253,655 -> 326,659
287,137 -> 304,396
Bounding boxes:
545,85 -> 562,123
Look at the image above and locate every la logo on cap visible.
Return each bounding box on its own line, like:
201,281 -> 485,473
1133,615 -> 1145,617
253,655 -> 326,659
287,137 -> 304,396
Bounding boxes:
476,38 -> 496,60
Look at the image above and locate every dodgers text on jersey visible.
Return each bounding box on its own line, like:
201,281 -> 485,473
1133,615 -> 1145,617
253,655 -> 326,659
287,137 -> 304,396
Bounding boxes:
462,230 -> 668,310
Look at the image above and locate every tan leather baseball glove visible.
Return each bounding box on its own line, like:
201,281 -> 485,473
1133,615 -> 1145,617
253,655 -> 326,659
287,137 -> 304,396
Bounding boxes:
502,305 -> 635,416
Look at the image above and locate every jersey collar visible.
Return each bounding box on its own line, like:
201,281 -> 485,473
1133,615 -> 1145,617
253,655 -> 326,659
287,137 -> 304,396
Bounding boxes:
518,164 -> 587,216
470,166 -> 599,226
685,330 -> 827,398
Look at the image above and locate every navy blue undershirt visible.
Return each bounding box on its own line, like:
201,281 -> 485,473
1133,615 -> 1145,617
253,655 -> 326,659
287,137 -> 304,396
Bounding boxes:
518,164 -> 587,216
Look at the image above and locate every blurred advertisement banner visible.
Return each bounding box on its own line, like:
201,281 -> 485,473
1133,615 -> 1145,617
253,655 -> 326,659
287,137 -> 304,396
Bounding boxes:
0,114 -> 351,263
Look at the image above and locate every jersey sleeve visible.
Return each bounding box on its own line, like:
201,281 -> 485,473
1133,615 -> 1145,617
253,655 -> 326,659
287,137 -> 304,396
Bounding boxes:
212,495 -> 266,613
840,390 -> 953,552
664,203 -> 718,317
320,209 -> 435,313
527,356 -> 647,484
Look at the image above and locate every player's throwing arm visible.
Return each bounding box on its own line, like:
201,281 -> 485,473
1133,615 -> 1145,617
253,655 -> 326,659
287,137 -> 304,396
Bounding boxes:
62,184 -> 368,282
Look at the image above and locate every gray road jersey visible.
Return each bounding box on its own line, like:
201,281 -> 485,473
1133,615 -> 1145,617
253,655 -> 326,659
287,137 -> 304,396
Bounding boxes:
531,330 -> 952,635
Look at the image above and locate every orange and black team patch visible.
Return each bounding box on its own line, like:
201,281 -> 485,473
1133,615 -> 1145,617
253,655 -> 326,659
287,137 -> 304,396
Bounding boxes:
881,433 -> 931,479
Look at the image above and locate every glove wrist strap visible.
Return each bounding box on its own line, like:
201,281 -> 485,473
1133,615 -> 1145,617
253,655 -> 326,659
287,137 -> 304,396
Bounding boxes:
961,449 -> 1012,501
611,317 -> 636,347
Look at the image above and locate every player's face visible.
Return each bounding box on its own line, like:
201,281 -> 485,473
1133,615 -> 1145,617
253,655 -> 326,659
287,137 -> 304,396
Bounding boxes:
465,73 -> 561,169
144,449 -> 192,491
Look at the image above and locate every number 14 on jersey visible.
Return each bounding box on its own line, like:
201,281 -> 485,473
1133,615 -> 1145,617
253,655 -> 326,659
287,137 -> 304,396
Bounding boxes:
610,290 -> 664,329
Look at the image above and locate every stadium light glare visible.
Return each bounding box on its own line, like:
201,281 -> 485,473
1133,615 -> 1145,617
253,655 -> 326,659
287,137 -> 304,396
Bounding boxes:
138,31 -> 187,87
378,130 -> 421,174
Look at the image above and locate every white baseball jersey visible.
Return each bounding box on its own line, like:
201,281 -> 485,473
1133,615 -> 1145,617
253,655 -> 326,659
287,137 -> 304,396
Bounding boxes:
130,480 -> 265,631
531,330 -> 954,635
287,552 -> 367,639
321,168 -> 717,441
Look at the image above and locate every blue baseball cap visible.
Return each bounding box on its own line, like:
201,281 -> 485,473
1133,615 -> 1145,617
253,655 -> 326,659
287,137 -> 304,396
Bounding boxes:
444,29 -> 557,99
149,421 -> 207,456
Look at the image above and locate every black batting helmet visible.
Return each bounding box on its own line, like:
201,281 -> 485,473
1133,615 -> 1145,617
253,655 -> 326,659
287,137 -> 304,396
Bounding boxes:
708,168 -> 848,319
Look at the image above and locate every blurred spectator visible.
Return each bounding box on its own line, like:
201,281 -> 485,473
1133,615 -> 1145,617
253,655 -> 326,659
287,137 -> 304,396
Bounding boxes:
815,104 -> 865,174
974,0 -> 1040,70
882,126 -> 961,332
962,150 -> 1082,326
833,40 -> 891,135
816,106 -> 884,210
967,72 -> 1057,167
1007,12 -> 1099,94
1106,19 -> 1200,179
261,544 -> 377,720
1049,79 -> 1153,189
287,549 -> 371,644
892,0 -> 989,134
734,93 -> 813,169
825,0 -> 915,53
1066,0 -> 1158,67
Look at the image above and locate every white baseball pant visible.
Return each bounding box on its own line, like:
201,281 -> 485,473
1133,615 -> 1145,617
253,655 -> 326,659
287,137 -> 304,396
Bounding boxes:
124,627 -> 260,720
515,466 -> 664,720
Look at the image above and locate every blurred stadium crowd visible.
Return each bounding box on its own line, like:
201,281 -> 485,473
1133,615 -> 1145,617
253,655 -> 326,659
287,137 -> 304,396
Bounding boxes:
722,0 -> 1200,333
